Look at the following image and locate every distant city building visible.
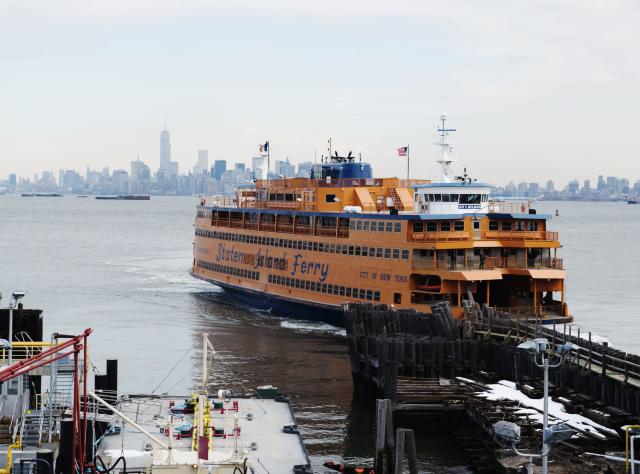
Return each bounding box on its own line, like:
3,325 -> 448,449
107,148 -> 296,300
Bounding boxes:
160,125 -> 171,172
597,175 -> 606,191
113,170 -> 129,194
583,179 -> 591,191
545,180 -> 554,192
252,156 -> 267,180
297,162 -> 314,177
212,160 -> 227,180
9,174 -> 16,186
235,163 -> 246,171
275,158 -> 295,178
130,159 -> 151,193
606,176 -> 617,194
195,150 -> 209,175
566,179 -> 580,194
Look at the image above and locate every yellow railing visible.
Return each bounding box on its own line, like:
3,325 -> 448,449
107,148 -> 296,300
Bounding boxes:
0,342 -> 53,364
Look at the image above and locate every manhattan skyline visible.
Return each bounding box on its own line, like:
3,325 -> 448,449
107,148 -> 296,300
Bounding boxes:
2,1 -> 640,183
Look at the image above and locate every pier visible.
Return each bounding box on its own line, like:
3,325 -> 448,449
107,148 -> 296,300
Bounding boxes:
345,301 -> 640,472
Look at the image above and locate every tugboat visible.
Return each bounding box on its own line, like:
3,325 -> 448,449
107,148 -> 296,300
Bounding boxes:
192,115 -> 570,325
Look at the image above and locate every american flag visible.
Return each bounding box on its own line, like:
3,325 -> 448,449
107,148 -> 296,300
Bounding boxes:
397,146 -> 408,157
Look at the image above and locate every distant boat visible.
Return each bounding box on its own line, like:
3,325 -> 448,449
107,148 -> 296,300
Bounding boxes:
95,194 -> 150,200
628,199 -> 638,204
22,193 -> 62,197
77,195 -> 88,198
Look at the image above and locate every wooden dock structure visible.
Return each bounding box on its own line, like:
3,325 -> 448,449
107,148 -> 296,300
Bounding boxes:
345,301 -> 640,472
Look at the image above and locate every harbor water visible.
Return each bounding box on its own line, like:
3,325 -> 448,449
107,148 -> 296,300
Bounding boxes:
0,195 -> 638,472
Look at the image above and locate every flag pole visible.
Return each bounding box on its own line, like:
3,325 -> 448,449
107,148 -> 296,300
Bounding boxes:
406,144 -> 410,182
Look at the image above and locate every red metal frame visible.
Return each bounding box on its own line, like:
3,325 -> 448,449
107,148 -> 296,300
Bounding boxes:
0,328 -> 93,474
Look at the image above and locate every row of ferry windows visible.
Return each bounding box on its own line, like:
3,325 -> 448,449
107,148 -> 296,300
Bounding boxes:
422,193 -> 489,204
195,229 -> 411,260
412,221 -> 465,232
350,220 -> 402,232
489,221 -> 539,231
410,220 -> 540,232
196,260 -> 260,280
267,274 -> 381,301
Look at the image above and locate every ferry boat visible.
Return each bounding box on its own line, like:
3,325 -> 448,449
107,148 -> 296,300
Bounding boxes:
191,115 -> 569,325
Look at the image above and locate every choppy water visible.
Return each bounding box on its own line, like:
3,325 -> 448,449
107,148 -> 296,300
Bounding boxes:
0,195 -> 637,472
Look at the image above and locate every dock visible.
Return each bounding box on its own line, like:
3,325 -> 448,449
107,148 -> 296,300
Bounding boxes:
345,301 -> 640,472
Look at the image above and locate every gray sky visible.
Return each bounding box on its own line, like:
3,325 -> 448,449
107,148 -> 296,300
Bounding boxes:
1,0 -> 639,186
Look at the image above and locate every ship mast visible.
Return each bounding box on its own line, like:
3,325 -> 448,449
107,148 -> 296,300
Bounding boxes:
434,113 -> 457,182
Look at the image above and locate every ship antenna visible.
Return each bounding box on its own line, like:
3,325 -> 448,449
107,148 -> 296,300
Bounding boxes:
434,113 -> 457,183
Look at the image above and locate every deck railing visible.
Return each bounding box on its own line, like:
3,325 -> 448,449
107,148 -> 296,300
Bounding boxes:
412,257 -> 563,271
411,231 -> 470,242
0,342 -> 52,364
482,230 -> 559,241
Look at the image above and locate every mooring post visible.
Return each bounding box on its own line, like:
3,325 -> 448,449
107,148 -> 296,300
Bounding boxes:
394,428 -> 418,474
375,399 -> 395,473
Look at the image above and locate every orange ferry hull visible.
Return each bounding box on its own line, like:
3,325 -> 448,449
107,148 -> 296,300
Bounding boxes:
190,271 -> 344,325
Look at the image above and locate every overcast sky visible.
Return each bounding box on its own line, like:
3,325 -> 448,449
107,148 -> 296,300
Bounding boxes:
1,0 -> 639,186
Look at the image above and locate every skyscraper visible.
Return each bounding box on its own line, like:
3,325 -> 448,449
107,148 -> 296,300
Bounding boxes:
212,160 -> 227,180
160,125 -> 171,172
196,150 -> 209,175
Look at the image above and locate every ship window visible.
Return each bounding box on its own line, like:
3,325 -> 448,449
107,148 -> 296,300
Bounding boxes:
402,249 -> 409,260
318,243 -> 324,252
333,285 -> 339,295
393,293 -> 402,304
348,245 -> 354,255
412,222 -> 423,232
356,221 -> 363,230
361,221 -> 369,231
482,194 -> 488,202
325,194 -> 337,203
295,279 -> 301,289
340,286 -> 345,296
528,221 -> 539,231
442,194 -> 450,202
376,221 -> 384,231
473,221 -> 480,230
515,221 -> 525,231
312,242 -> 318,252
384,248 -> 391,259
374,291 -> 381,301
302,242 -> 308,250
502,221 -> 512,231
327,284 -> 333,293
322,284 -> 327,293
386,222 -> 393,232
305,281 -> 310,290
392,249 -> 400,259
355,246 -> 361,256
454,221 -> 464,231
366,290 -> 373,301
489,221 -> 499,231
394,223 -> 401,232
330,244 -> 336,253
460,194 -> 481,205
440,221 -> 451,232
376,248 -> 383,258
310,282 -> 316,291
426,222 -> 437,232
359,289 -> 366,299
336,244 -> 342,253
362,246 -> 368,256
369,247 -> 376,257
346,287 -> 352,297
450,194 -> 459,202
